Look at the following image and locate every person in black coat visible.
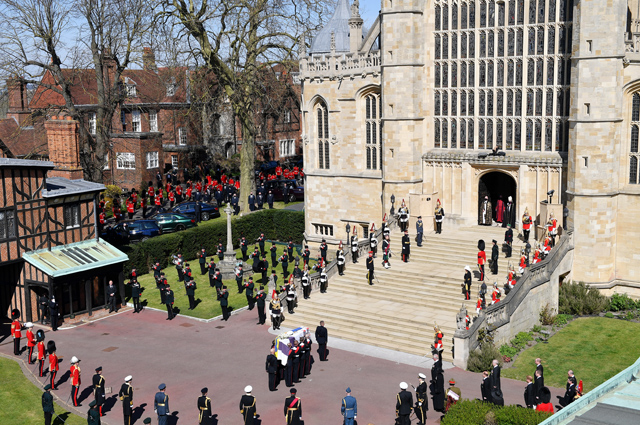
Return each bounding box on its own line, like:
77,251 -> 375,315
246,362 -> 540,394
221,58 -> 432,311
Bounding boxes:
165,286 -> 175,320
480,371 -> 491,402
240,386 -> 257,424
219,286 -> 230,321
39,294 -> 49,324
267,191 -> 274,209
463,266 -> 472,300
524,375 -> 535,408
430,353 -> 445,412
396,382 -> 413,425
415,373 -> 429,425
185,278 -> 196,310
401,230 -> 410,262
282,184 -> 290,205
244,278 -> 255,310
255,287 -> 266,324
194,200 -> 202,223
315,321 -> 328,361
490,359 -> 503,406
48,297 -> 59,331
266,347 -> 278,391
534,369 -> 544,405
248,192 -> 256,211
366,251 -> 374,285
131,279 -> 142,313
491,240 -> 499,275
558,378 -> 577,408
283,388 -> 302,424
107,280 -> 117,313
504,224 -> 514,258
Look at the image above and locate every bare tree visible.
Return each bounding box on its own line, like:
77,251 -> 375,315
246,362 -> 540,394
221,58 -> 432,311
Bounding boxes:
0,0 -> 155,182
164,0 -> 331,212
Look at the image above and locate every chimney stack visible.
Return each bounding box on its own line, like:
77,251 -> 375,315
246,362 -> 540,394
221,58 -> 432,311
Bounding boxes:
142,47 -> 157,72
45,115 -> 84,180
6,77 -> 31,125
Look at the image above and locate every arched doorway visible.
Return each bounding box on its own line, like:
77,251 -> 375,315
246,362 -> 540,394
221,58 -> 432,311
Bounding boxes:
478,171 -> 517,226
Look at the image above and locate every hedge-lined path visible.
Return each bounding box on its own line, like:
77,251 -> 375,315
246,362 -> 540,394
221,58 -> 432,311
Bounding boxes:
0,307 -> 564,425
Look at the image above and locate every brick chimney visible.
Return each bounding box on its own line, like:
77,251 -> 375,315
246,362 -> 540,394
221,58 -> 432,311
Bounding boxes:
45,115 -> 84,180
142,47 -> 157,72
6,77 -> 31,125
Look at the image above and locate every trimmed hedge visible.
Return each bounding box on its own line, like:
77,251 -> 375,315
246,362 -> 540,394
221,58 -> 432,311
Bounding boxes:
441,399 -> 552,425
122,209 -> 305,275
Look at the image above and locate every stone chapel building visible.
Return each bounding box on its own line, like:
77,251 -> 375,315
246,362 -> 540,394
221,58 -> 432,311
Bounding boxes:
300,0 -> 640,292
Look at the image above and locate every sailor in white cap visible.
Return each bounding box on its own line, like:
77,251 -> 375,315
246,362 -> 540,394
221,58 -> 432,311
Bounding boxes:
119,376 -> 134,425
70,356 -> 81,406
396,382 -> 413,425
463,265 -> 472,300
240,385 -> 257,424
415,373 -> 428,425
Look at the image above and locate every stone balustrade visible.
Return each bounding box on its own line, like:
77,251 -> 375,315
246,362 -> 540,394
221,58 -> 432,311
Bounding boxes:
300,51 -> 381,80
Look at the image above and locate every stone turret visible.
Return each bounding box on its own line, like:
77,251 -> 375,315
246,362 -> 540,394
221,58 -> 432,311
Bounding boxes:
348,0 -> 363,53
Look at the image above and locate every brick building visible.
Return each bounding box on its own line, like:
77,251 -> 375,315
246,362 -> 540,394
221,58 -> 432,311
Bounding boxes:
0,115 -> 128,323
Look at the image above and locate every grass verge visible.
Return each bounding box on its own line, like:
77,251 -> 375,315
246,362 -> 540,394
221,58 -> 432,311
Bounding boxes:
0,357 -> 85,425
502,317 -> 640,391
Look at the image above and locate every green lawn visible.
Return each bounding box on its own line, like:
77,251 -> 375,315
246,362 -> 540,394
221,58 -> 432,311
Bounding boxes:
134,242 -> 316,320
0,357 -> 85,425
502,317 -> 640,392
189,201 -> 299,229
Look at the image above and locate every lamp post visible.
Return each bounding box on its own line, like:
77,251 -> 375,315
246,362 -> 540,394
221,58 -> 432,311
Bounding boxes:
346,222 -> 351,243
390,194 -> 396,216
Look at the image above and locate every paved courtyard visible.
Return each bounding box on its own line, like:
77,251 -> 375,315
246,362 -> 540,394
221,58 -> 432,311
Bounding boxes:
1,307 -> 563,424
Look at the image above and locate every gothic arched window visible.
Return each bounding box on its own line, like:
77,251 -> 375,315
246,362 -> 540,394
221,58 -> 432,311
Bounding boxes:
316,101 -> 330,169
365,93 -> 381,170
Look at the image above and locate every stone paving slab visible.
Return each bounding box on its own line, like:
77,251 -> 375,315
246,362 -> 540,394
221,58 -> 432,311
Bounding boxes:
0,307 -> 564,425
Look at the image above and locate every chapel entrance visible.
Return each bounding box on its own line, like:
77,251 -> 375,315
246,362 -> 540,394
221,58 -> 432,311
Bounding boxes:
478,171 -> 517,226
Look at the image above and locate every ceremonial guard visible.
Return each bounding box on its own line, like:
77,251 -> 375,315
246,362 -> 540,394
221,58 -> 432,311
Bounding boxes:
480,281 -> 487,308
87,400 -> 100,425
432,325 -> 444,354
319,268 -> 328,293
119,375 -> 134,425
351,230 -> 359,263
42,384 -> 54,425
522,208 -> 533,242
301,267 -> 311,299
269,270 -> 278,291
382,235 -> 391,269
341,387 -> 357,425
430,354 -> 445,412
165,285 -> 175,320
491,239 -> 499,275
70,356 -> 81,406
369,225 -> 378,256
476,296 -> 483,314
463,266 -> 472,300
186,277 -> 197,310
153,261 -> 162,280
396,382 -> 413,425
547,213 -> 558,247
284,388 -> 302,424
198,388 -> 212,425
291,340 -> 302,383
434,199 -> 445,234
285,277 -> 297,314
301,245 -> 310,267
415,217 -> 424,247
491,283 -> 501,304
25,322 -> 35,363
266,348 -> 278,391
445,379 -> 462,412
382,214 -> 390,239
93,366 -> 105,416
336,243 -> 346,275
320,239 -> 328,263
240,385 -> 257,424
415,373 -> 429,425
303,333 -> 313,376
504,224 -> 513,258
398,200 -> 409,232
183,263 -> 193,282
479,196 -> 493,226
255,286 -> 267,324
37,331 -> 46,376
477,240 -> 487,281
240,237 -> 248,261
402,230 -> 411,263
279,252 -> 290,278
315,321 -> 328,361
269,290 -> 282,330
154,383 -> 170,425
212,269 -> 223,293
217,242 -> 225,261
366,251 -> 375,285
245,278 -> 255,310
48,342 -> 59,390
519,249 -> 527,274
199,248 -> 207,274
219,286 -> 230,321
157,273 -> 167,304
258,233 -> 266,256
174,253 -> 184,282
270,242 -> 278,267
287,239 -> 294,262
131,278 -> 142,313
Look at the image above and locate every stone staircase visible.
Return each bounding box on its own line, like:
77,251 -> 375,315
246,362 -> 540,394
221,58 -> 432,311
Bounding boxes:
287,225 -> 527,363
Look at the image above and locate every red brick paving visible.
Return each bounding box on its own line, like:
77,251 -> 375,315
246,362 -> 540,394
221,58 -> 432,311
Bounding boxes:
0,308 -> 564,425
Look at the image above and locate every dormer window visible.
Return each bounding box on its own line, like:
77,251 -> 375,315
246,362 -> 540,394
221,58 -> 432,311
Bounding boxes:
125,84 -> 137,97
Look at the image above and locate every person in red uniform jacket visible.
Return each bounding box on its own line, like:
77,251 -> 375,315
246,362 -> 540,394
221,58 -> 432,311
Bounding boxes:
11,310 -> 22,356
476,297 -> 483,314
70,356 -> 81,406
140,195 -> 147,219
477,240 -> 487,282
235,180 -> 240,191
99,211 -> 106,226
155,190 -> 163,212
522,208 -> 532,242
49,348 -> 59,390
532,246 -> 542,264
519,250 -> 527,274
543,236 -> 552,254
37,338 -> 46,376
148,185 -> 155,203
168,190 -> 175,208
186,185 -> 193,201
126,199 -> 135,220
275,165 -> 282,177
175,184 -> 183,202
26,322 -> 36,364
491,284 -> 501,304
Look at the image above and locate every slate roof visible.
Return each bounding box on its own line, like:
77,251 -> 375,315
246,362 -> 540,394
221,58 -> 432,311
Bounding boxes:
45,177 -> 105,197
0,117 -> 48,157
309,0 -> 352,54
0,157 -> 53,169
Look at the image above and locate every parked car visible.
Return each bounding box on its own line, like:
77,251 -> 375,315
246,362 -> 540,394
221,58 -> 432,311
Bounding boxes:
153,212 -> 197,233
264,179 -> 304,202
102,220 -> 162,245
171,201 -> 220,221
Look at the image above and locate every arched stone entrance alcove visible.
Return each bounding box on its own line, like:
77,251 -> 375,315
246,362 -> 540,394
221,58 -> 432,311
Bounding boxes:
478,170 -> 517,226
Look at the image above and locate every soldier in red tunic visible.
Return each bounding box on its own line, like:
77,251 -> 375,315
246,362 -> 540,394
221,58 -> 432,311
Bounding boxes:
26,322 -> 36,364
10,309 -> 21,355
70,356 -> 81,406
477,240 -> 487,281
522,208 -> 532,242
